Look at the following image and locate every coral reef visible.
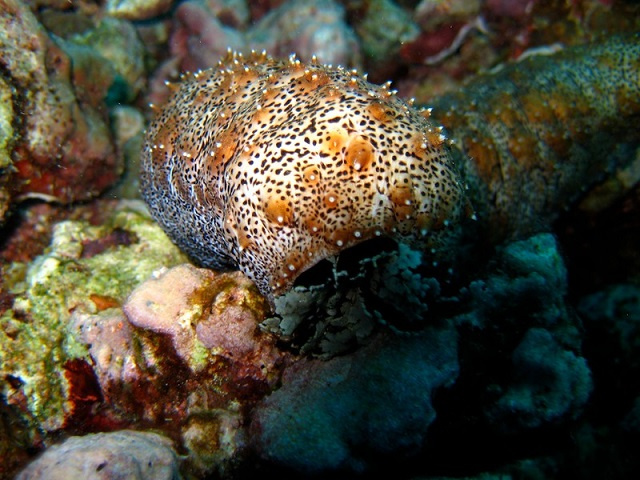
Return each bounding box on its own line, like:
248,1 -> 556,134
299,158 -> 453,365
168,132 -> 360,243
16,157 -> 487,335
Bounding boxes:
4,214 -> 600,477
1,1 -> 639,479
15,430 -> 181,480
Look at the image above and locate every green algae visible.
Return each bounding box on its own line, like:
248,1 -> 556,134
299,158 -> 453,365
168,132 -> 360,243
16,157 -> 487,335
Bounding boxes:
0,201 -> 188,432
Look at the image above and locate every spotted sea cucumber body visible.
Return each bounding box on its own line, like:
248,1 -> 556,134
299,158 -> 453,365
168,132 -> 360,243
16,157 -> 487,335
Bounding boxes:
141,51 -> 467,299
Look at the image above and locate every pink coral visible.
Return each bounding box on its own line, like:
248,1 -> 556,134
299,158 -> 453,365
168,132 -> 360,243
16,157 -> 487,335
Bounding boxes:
171,0 -> 245,73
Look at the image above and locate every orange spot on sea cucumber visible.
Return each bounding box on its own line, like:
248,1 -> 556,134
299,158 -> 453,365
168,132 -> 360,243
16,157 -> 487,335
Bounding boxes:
234,226 -> 253,251
264,197 -> 295,226
324,130 -> 348,154
323,191 -> 339,209
303,216 -> 324,235
367,101 -> 393,124
345,136 -> 374,172
389,185 -> 415,221
424,129 -> 445,149
208,128 -> 238,174
301,165 -> 322,185
150,120 -> 177,164
326,228 -> 351,248
303,69 -> 331,87
465,137 -> 499,182
416,212 -> 434,234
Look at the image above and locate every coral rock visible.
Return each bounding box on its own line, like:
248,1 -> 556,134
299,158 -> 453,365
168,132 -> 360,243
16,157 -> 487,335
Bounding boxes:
0,76 -> 15,221
169,0 -> 359,75
0,0 -> 122,220
488,327 -> 593,430
105,0 -> 174,20
16,430 -> 181,480
123,263 -> 273,370
0,202 -> 187,432
170,0 -> 245,73
246,0 -> 361,67
141,50 -> 468,299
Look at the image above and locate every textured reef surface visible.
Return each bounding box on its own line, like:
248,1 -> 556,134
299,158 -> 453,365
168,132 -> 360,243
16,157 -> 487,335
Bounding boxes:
1,1 -> 640,479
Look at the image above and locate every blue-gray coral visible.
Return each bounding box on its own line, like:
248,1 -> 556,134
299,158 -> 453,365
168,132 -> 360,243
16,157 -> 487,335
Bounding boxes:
250,327 -> 458,473
488,327 -> 592,431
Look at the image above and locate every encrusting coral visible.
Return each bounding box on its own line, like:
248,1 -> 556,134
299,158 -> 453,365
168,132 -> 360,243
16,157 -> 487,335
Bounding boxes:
141,33 -> 640,302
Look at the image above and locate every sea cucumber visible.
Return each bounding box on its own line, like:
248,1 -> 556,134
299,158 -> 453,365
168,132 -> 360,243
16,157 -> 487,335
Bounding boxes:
141,51 -> 467,299
142,34 -> 640,301
431,34 -> 640,244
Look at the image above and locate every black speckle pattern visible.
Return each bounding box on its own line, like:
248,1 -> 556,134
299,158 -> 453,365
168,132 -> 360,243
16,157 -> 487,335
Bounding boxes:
141,51 -> 467,298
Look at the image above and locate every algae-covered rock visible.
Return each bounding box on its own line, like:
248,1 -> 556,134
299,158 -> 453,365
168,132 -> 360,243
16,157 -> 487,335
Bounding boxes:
352,0 -> 419,61
0,0 -> 122,211
0,198 -> 293,477
0,201 -> 187,432
69,17 -> 146,103
0,76 -> 15,222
